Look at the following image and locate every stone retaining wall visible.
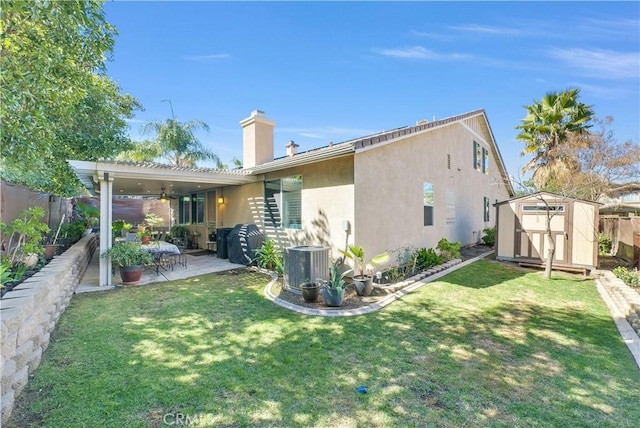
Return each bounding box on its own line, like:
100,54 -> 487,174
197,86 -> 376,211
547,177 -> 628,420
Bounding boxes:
599,271 -> 640,335
0,234 -> 98,425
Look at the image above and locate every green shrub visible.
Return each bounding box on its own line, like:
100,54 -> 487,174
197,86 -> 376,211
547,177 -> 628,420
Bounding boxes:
481,227 -> 496,246
612,266 -> 640,288
598,233 -> 612,255
415,247 -> 443,270
60,220 -> 86,245
436,238 -> 461,262
254,239 -> 283,275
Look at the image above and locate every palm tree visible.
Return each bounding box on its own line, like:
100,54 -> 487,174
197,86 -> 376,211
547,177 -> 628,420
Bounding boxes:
120,100 -> 219,167
515,88 -> 594,280
515,88 -> 594,189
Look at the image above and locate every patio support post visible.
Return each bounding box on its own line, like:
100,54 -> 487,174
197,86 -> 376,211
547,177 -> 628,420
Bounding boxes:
99,172 -> 114,286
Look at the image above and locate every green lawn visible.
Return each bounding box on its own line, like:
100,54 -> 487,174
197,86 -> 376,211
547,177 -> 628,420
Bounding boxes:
9,260 -> 640,427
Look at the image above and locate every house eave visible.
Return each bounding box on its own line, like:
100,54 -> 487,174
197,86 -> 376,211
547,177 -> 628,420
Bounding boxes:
244,144 -> 355,174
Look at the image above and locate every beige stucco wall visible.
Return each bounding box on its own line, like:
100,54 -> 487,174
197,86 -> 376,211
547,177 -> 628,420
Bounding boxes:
571,201 -> 598,267
496,201 -> 516,258
353,122 -> 511,259
221,156 -> 355,259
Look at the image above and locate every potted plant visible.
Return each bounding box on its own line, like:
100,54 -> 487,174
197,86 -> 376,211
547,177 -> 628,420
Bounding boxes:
144,213 -> 164,239
112,219 -> 132,239
300,279 -> 321,303
340,245 -> 390,296
40,215 -> 66,260
137,229 -> 152,245
101,242 -> 153,285
319,262 -> 352,307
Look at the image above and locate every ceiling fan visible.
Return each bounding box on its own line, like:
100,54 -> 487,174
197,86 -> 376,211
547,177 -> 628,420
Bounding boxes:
158,187 -> 176,203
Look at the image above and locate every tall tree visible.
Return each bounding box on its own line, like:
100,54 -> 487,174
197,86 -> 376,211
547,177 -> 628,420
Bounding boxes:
0,0 -> 140,195
515,88 -> 595,189
124,101 -> 219,167
515,88 -> 595,280
569,117 -> 640,201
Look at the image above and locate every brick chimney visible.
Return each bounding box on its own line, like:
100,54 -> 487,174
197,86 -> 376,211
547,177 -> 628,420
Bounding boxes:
285,141 -> 299,157
240,110 -> 275,168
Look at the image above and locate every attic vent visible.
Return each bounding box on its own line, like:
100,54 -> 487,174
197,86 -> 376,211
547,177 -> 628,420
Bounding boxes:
447,154 -> 451,169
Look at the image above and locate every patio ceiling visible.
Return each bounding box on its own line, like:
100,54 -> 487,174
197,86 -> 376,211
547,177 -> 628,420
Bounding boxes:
68,160 -> 257,198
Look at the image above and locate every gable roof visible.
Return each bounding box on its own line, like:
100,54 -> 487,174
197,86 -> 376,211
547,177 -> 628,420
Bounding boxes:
495,191 -> 602,207
248,109 -> 515,196
68,109 -> 515,196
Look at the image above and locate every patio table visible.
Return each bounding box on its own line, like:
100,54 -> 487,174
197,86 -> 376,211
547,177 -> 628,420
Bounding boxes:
140,240 -> 180,255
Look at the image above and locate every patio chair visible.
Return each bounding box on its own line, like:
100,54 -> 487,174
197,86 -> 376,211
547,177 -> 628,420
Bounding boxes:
170,241 -> 188,269
152,251 -> 172,275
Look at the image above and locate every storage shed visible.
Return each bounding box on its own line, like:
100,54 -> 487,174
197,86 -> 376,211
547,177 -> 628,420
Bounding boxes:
495,192 -> 599,274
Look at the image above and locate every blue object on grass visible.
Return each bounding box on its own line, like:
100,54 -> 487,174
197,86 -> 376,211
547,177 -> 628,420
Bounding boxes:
357,386 -> 368,394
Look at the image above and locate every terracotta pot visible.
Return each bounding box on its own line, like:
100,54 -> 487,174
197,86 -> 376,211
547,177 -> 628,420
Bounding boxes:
119,265 -> 145,285
141,235 -> 151,245
44,244 -> 58,261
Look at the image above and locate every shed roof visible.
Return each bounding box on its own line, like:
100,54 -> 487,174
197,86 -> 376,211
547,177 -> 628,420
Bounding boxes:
494,191 -> 602,207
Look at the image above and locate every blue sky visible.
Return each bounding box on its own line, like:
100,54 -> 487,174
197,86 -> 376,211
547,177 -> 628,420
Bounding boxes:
104,1 -> 639,180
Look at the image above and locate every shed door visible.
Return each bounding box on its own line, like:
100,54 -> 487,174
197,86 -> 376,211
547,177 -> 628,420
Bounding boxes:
515,204 -> 569,263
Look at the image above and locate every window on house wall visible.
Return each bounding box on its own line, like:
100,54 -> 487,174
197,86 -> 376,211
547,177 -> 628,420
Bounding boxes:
474,141 -> 489,174
423,182 -> 434,226
484,197 -> 490,222
178,195 -> 191,224
474,141 -> 482,171
265,175 -> 302,229
482,148 -> 489,174
178,192 -> 205,224
193,193 -> 205,224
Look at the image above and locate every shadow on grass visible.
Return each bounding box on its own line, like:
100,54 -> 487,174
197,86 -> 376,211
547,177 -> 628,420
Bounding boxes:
8,264 -> 640,428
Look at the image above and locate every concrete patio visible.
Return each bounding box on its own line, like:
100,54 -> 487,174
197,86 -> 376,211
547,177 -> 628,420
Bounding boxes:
76,249 -> 245,293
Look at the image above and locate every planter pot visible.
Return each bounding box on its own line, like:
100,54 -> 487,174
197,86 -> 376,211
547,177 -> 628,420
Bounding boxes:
300,282 -> 321,303
322,286 -> 344,307
353,276 -> 373,297
43,244 -> 58,261
119,265 -> 145,285
140,235 -> 151,245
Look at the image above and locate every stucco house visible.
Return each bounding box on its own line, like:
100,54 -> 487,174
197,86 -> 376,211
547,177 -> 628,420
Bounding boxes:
69,109 -> 514,286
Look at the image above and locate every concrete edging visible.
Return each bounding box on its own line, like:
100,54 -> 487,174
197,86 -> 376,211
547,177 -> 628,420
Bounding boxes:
263,251 -> 495,317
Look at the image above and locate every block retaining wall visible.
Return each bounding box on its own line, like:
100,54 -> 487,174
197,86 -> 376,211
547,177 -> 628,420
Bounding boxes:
0,234 -> 98,425
599,271 -> 640,336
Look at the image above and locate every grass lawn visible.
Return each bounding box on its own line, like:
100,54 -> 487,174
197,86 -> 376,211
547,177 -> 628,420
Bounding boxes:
8,260 -> 640,427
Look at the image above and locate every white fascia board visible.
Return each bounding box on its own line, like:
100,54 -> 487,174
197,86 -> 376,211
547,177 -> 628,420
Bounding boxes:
245,144 -> 354,174
68,160 -> 256,186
